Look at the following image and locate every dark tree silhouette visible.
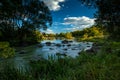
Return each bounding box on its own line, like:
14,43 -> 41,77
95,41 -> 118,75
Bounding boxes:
79,0 -> 120,39
0,0 -> 52,29
0,0 -> 52,45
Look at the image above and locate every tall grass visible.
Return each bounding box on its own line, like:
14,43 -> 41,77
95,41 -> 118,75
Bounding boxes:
0,62 -> 32,80
0,41 -> 120,80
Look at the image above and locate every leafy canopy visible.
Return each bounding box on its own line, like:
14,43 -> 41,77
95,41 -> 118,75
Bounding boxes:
0,0 -> 52,30
79,0 -> 120,39
0,0 -> 52,45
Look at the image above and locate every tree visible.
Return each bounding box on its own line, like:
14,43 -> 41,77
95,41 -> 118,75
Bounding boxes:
0,0 -> 52,45
71,26 -> 104,40
0,0 -> 52,29
79,0 -> 120,39
72,30 -> 83,37
65,32 -> 73,39
33,30 -> 44,41
58,33 -> 66,37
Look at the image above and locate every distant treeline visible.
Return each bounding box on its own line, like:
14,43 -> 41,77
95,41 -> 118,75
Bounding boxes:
56,26 -> 106,40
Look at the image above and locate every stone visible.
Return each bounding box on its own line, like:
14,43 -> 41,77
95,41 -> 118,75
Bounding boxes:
86,45 -> 91,47
78,52 -> 81,55
86,48 -> 94,53
55,43 -> 61,47
45,42 -> 52,46
63,48 -> 68,51
67,44 -> 71,47
61,40 -> 69,44
49,48 -> 54,50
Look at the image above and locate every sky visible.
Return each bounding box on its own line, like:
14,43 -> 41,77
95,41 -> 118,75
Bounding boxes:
41,0 -> 96,34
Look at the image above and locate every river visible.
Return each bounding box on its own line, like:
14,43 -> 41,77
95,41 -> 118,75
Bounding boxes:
0,40 -> 93,68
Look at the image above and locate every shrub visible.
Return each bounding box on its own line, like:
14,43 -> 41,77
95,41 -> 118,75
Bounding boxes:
0,42 -> 15,59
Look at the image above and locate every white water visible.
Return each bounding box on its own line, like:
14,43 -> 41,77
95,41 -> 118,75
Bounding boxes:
35,40 -> 93,59
0,40 -> 93,69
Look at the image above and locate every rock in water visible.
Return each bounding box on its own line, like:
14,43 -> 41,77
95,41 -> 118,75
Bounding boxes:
55,43 -> 61,47
45,42 -> 52,46
61,40 -> 69,44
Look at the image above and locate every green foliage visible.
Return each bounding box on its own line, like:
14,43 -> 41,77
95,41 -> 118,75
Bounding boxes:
72,30 -> 84,37
0,0 -> 52,46
0,42 -> 15,59
56,32 -> 73,39
0,47 -> 15,59
57,32 -> 66,38
72,26 -> 105,41
55,26 -> 104,40
42,33 -> 56,40
0,42 -> 10,49
33,30 -> 44,41
65,32 -> 73,39
0,0 -> 52,29
79,0 -> 120,39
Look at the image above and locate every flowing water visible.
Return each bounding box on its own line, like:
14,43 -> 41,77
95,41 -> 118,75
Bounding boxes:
0,40 -> 93,68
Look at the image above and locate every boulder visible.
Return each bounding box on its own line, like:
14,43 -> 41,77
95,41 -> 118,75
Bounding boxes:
86,45 -> 91,47
49,48 -> 54,50
86,46 -> 100,53
61,40 -> 69,44
55,43 -> 61,47
86,48 -> 95,53
62,45 -> 65,47
78,52 -> 81,55
45,42 -> 52,46
63,48 -> 68,51
67,44 -> 71,47
72,48 -> 75,50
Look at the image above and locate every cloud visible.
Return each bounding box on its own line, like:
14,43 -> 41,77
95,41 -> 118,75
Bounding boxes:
41,29 -> 54,34
41,0 -> 65,11
63,16 -> 95,31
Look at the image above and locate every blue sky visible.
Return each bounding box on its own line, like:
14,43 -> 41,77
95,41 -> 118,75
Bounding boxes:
41,0 -> 96,34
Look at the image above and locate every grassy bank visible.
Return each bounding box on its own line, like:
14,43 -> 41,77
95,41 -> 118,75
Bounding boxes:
0,41 -> 120,80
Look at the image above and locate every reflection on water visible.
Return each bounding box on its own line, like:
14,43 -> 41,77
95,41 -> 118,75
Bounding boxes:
0,40 -> 93,68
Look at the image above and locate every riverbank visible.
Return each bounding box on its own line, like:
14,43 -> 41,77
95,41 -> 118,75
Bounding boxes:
0,40 -> 120,80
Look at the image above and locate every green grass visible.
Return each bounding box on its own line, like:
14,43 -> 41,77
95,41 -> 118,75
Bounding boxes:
0,62 -> 32,80
0,41 -> 120,80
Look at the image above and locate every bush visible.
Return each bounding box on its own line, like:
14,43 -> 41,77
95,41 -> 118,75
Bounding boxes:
0,42 -> 10,49
0,42 -> 15,59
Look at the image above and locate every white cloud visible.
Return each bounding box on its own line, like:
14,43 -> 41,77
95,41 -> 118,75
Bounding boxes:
41,0 -> 65,11
63,16 -> 95,31
41,29 -> 54,34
